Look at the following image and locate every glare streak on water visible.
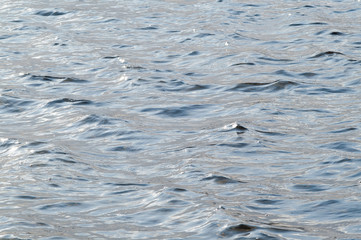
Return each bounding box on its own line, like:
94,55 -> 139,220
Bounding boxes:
1,0 -> 361,239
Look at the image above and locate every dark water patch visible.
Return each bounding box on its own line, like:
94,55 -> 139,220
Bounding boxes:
220,224 -> 257,237
327,158 -> 357,164
61,78 -> 88,84
53,42 -> 67,46
255,199 -> 282,205
167,54 -> 181,59
93,18 -> 120,24
31,150 -> 51,155
0,138 -> 19,151
289,22 -> 327,27
112,44 -> 132,48
228,10 -> 245,16
292,184 -> 327,192
22,141 -> 45,148
0,35 -> 16,40
49,183 -> 61,188
103,56 -> 119,59
334,8 -> 360,14
330,31 -> 345,36
27,75 -> 62,82
35,10 -> 68,17
179,38 -> 191,43
46,98 -> 93,107
111,190 -> 137,195
274,69 -> 294,77
321,141 -> 360,153
105,183 -> 148,187
296,86 -> 352,95
81,128 -> 122,139
257,57 -> 292,62
137,26 -> 158,30
310,51 -> 345,58
228,80 -> 299,92
243,4 -> 263,7
231,62 -> 255,66
76,114 -> 114,126
184,84 -> 210,92
194,33 -> 215,38
109,146 -> 139,152
218,142 -> 249,148
183,72 -> 207,77
328,127 -> 357,134
16,195 -> 38,200
78,114 -> 106,126
141,104 -> 208,118
348,171 -> 361,179
299,72 -> 317,78
315,200 -> 339,208
25,74 -> 88,84
246,205 -> 279,211
50,157 -> 77,164
255,130 -> 287,136
0,96 -> 34,113
155,79 -> 211,92
201,175 -> 245,184
29,163 -> 49,168
152,60 -> 170,64
39,202 -> 82,210
188,51 -> 200,56
171,188 -> 187,192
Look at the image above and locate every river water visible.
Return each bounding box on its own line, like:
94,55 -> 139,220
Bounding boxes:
1,0 -> 361,239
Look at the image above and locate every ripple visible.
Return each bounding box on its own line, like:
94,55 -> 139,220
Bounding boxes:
141,104 -> 209,117
0,95 -> 34,113
25,74 -> 89,84
220,224 -> 257,237
201,175 -> 245,184
35,10 -> 68,16
292,184 -> 328,192
46,98 -> 93,107
310,51 -> 345,58
321,141 -> 360,153
228,80 -> 299,92
39,202 -> 82,211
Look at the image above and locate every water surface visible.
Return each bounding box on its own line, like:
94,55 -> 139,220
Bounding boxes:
1,0 -> 361,239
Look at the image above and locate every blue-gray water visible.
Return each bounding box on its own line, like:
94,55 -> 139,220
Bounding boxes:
1,0 -> 361,239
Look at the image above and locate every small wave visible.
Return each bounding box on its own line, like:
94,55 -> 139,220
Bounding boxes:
46,98 -> 93,107
310,51 -> 345,58
25,74 -> 88,84
220,224 -> 257,237
201,175 -> 245,184
228,80 -> 299,92
222,122 -> 248,133
39,202 -> 82,210
292,184 -> 327,192
320,141 -> 360,153
35,10 -> 68,17
295,86 -> 352,95
231,62 -> 255,66
0,95 -> 34,113
141,104 -> 209,118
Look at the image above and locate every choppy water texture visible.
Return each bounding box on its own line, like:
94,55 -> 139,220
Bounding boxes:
1,0 -> 361,239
